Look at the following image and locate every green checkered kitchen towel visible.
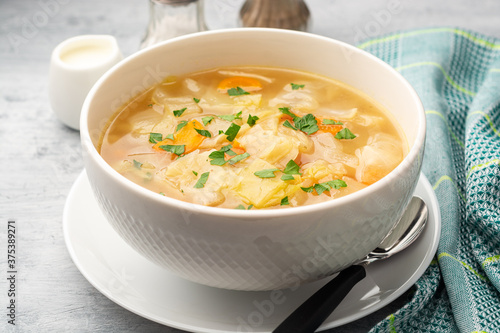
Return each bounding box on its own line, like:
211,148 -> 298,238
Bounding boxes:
359,28 -> 500,332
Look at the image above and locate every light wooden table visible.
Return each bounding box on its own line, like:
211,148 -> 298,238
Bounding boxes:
1,0 -> 500,332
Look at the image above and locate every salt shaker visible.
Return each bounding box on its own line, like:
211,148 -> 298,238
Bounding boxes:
141,0 -> 207,49
239,0 -> 310,32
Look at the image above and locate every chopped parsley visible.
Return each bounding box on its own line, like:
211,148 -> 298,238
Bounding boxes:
291,83 -> 305,90
209,145 -> 249,166
335,128 -> 357,140
148,103 -> 153,107
164,133 -> 174,141
227,87 -> 250,96
283,120 -> 297,131
322,119 -> 343,125
158,144 -> 185,156
236,204 -> 253,210
301,179 -> 347,195
279,107 -> 319,135
149,132 -> 163,143
218,111 -> 243,122
281,159 -> 302,180
247,114 -> 259,126
208,150 -> 227,166
194,172 -> 210,188
173,107 -> 187,117
279,107 -> 297,119
254,168 -> 279,178
227,152 -> 250,165
193,97 -> 200,103
176,120 -> 188,132
294,114 -> 319,135
224,123 -> 240,142
192,170 -> 198,176
280,196 -> 290,205
194,128 -> 212,138
133,159 -> 142,169
202,116 -> 214,126
283,159 -> 301,175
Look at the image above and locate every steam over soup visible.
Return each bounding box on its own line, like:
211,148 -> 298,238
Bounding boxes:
99,66 -> 407,209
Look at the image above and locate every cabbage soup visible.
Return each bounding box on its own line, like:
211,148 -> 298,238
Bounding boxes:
99,66 -> 407,209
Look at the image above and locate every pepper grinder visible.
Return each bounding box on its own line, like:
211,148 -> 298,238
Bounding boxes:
239,0 -> 310,32
141,0 -> 207,49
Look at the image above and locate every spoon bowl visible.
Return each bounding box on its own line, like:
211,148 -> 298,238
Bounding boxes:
273,196 -> 429,333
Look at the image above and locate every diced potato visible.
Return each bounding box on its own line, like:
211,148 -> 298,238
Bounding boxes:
232,159 -> 301,209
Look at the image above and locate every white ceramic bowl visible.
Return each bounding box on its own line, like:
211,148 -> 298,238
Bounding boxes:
80,28 -> 425,291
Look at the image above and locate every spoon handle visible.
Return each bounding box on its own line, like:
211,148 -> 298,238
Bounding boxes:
273,265 -> 366,333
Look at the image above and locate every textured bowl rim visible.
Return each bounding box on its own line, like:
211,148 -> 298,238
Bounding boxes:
80,28 -> 426,219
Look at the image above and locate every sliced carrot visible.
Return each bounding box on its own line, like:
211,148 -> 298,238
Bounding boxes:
229,140 -> 246,156
153,120 -> 206,154
317,118 -> 343,136
217,76 -> 262,93
279,114 -> 295,122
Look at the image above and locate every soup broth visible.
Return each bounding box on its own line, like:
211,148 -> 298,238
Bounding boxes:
99,66 -> 407,209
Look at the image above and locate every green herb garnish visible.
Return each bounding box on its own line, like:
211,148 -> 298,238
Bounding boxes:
247,114 -> 259,126
194,172 -> 210,188
301,179 -> 347,195
176,121 -> 188,132
159,144 -> 185,156
227,87 -> 250,96
280,196 -> 290,205
283,160 -> 301,175
225,123 -> 241,142
291,83 -> 305,90
192,171 -> 198,176
281,160 -> 301,180
335,128 -> 357,140
194,128 -> 212,138
173,107 -> 187,117
202,116 -> 214,126
236,204 -> 253,210
228,152 -> 250,165
209,150 -> 227,166
133,159 -> 142,169
293,113 -> 319,135
279,107 -> 318,135
149,132 -> 163,143
279,107 -> 297,119
164,133 -> 174,141
254,168 -> 279,178
322,119 -> 343,125
283,120 -> 297,131
218,111 -> 243,122
193,97 -> 200,103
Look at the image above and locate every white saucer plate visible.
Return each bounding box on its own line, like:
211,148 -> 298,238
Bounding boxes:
63,171 -> 441,333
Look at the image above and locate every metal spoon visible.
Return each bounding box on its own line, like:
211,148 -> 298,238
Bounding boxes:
273,196 -> 429,333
